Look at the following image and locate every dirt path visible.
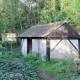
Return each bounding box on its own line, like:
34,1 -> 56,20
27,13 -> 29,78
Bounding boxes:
39,69 -> 53,80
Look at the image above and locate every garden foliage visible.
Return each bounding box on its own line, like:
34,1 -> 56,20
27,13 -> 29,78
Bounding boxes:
0,59 -> 41,80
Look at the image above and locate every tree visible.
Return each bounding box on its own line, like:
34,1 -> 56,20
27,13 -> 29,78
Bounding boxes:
61,0 -> 80,31
0,0 -> 80,34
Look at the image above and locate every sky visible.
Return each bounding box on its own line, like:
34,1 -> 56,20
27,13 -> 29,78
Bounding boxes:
20,0 -> 24,3
19,0 -> 37,7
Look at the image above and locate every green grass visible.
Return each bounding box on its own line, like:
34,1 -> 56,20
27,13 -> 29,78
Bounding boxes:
37,59 -> 80,80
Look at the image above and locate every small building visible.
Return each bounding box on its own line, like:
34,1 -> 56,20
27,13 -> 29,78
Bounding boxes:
18,21 -> 80,60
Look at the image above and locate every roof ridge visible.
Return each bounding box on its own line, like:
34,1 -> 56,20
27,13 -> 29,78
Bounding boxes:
31,20 -> 67,28
42,21 -> 67,37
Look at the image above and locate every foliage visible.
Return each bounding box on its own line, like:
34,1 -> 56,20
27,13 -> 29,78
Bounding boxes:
17,52 -> 80,80
0,41 -> 5,55
0,41 -> 3,48
36,58 -> 80,80
0,49 -> 42,79
60,0 -> 80,31
0,42 -> 21,61
21,51 -> 40,65
0,59 -> 41,80
0,39 -> 80,80
0,0 -> 80,35
1,51 -> 21,61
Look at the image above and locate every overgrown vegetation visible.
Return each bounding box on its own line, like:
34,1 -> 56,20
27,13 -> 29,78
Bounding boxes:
0,42 -> 42,80
0,60 -> 41,80
0,41 -> 80,80
21,53 -> 80,80
37,59 -> 80,80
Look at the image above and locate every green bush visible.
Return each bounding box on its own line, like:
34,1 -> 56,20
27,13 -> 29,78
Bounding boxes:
21,52 -> 40,65
1,51 -> 21,61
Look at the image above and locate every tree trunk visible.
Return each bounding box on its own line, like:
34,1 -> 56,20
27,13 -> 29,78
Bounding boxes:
20,21 -> 22,33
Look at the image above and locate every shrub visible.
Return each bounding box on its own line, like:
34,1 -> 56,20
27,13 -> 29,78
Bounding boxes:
21,52 -> 40,65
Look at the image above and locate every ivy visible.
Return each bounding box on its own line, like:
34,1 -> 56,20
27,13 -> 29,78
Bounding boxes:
0,59 -> 42,80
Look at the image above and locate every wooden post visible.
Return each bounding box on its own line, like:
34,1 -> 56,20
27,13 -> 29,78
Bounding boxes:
27,39 -> 29,54
46,39 -> 50,61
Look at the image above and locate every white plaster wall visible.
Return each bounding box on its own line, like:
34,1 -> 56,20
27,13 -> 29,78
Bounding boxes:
70,39 -> 78,50
38,39 -> 46,60
50,39 -> 79,59
32,39 -> 39,53
21,39 -> 27,56
32,39 -> 46,60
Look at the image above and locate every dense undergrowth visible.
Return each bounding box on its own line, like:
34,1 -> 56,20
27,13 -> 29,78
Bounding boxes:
0,42 -> 42,80
0,42 -> 80,80
0,59 -> 41,80
21,53 -> 80,80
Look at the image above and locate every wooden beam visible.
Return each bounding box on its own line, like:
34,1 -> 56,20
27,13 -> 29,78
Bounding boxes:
51,39 -> 62,51
68,39 -> 78,51
46,39 -> 50,61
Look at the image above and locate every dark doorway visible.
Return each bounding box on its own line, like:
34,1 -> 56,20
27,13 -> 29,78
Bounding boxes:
46,39 -> 50,61
27,39 -> 32,54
